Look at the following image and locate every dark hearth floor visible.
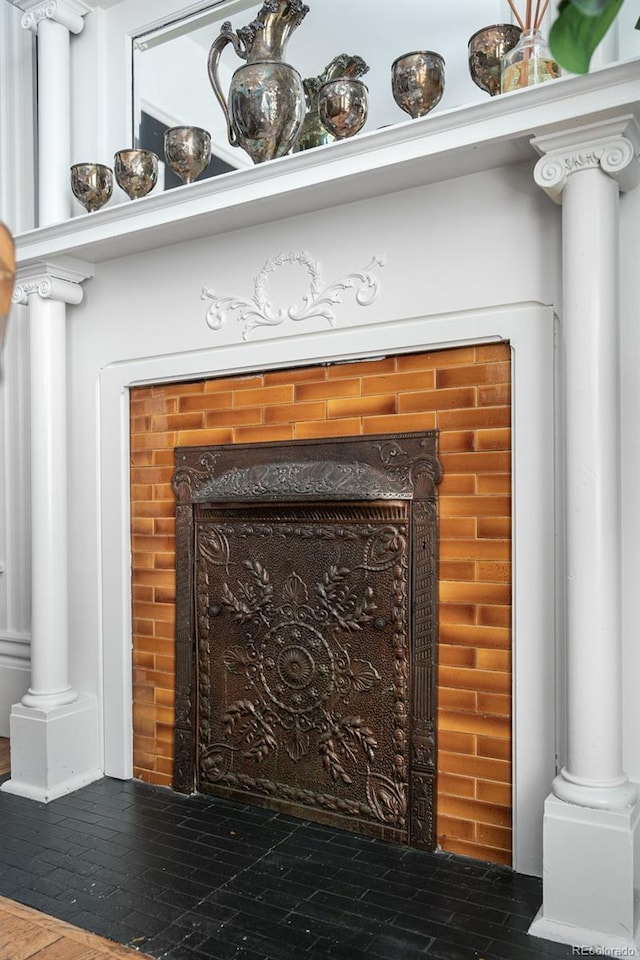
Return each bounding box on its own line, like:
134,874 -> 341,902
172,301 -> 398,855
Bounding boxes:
0,775 -> 577,960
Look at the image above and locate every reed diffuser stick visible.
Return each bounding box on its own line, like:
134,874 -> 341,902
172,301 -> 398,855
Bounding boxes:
535,0 -> 552,28
525,0 -> 533,30
534,0 -> 541,28
507,0 -> 526,30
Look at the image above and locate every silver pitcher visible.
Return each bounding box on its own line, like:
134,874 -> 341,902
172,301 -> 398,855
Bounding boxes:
207,0 -> 309,165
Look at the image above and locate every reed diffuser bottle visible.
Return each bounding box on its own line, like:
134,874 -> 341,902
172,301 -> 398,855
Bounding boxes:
501,0 -> 559,92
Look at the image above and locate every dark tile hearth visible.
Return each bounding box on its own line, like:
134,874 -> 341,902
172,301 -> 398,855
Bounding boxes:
0,775 -> 575,960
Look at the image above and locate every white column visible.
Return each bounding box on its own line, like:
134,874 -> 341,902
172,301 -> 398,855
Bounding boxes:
1,258 -> 101,803
19,0 -> 87,226
530,116 -> 640,955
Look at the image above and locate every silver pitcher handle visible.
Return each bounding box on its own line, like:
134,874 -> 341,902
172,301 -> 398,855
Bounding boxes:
207,21 -> 246,148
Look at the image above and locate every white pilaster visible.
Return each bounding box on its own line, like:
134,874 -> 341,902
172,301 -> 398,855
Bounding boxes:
18,1 -> 89,226
1,257 -> 101,802
530,116 -> 640,954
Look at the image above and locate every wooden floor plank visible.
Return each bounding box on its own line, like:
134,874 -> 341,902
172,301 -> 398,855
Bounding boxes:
0,899 -> 148,960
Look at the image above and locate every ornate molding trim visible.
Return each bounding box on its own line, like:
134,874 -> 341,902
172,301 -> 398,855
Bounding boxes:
202,251 -> 385,340
19,0 -> 87,34
12,257 -> 93,305
532,115 -> 640,204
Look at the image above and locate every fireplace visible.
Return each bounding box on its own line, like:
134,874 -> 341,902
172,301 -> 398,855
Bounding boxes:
172,433 -> 441,848
130,343 -> 514,865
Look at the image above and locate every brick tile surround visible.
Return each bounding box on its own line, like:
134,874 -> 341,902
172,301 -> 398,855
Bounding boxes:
130,343 -> 512,865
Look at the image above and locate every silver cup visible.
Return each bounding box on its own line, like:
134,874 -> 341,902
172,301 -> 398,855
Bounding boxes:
468,24 -> 522,96
164,126 -> 212,185
70,163 -> 113,213
318,78 -> 368,140
114,148 -> 159,199
391,51 -> 445,119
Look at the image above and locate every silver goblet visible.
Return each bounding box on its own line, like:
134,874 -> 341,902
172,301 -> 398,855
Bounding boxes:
70,163 -> 113,213
318,78 -> 368,140
468,24 -> 522,96
114,148 -> 159,199
163,126 -> 212,185
391,51 -> 445,119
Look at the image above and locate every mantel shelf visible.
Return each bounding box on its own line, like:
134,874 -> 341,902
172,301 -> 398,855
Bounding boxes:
15,59 -> 640,273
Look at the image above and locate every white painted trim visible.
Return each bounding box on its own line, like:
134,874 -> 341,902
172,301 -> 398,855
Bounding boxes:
99,300 -> 555,877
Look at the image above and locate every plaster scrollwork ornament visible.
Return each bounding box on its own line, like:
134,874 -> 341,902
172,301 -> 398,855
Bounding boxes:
20,0 -> 87,34
202,251 -> 385,340
534,135 -> 639,204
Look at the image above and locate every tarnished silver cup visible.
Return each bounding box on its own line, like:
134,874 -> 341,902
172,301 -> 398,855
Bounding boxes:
164,126 -> 211,184
70,163 -> 113,212
468,24 -> 522,96
317,78 -> 368,140
114,148 -> 158,199
391,51 -> 445,119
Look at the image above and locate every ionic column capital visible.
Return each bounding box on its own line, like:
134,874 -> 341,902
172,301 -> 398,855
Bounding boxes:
12,258 -> 93,306
17,0 -> 89,34
532,115 -> 640,203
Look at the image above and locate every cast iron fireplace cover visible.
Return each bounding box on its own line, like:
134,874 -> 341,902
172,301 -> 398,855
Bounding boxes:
172,432 -> 441,849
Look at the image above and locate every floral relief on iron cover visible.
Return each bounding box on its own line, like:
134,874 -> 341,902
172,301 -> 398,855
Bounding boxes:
196,520 -> 409,828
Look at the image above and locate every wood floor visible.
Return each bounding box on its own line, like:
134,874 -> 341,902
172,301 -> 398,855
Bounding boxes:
0,736 -> 9,776
0,897 -> 149,959
1,743 -> 148,959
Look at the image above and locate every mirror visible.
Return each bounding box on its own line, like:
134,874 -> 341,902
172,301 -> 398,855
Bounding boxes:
132,0 -> 522,186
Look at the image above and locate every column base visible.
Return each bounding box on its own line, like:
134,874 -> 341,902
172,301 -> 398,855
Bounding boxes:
0,693 -> 102,802
529,793 -> 640,954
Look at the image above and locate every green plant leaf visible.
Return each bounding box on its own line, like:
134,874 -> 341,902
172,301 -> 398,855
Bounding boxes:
549,0 -> 626,73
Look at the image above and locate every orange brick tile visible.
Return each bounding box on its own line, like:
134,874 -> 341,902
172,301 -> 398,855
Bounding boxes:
477,780 -> 512,806
154,620 -> 177,639
130,415 -> 151,434
156,412 -> 206,432
439,451 -> 511,474
154,587 -> 176,605
476,649 -> 511,672
131,397 -> 177,417
155,756 -> 174,776
266,366 -> 328,385
204,375 -> 262,393
132,585 -> 153,603
295,379 -> 361,402
439,518 -> 477,539
156,722 -> 174,743
436,362 -> 510,389
438,476 -> 475,495
475,343 -> 510,362
437,406 -> 510,431
132,500 -> 174,519
439,752 -> 511,783
477,693 -> 512,716
398,347 -> 477,370
326,357 -> 398,379
155,687 -> 175,707
131,518 -> 154,536
438,431 -> 475,453
438,773 -> 476,799
133,651 -> 155,669
438,709 -> 511,739
205,407 -> 263,428
179,392 -> 234,412
440,560 -> 476,581
154,553 -> 175,569
440,539 -> 509,561
477,823 -> 512,850
136,637 -> 174,656
440,581 -> 510,605
475,476 -> 511,497
439,496 -> 511,520
153,450 -> 175,466
477,605 -> 512,628
134,684 -> 155,704
439,624 -> 509,650
264,401 -> 326,424
131,431 -> 176,451
478,383 -> 511,406
131,467 -> 173,485
439,666 -> 511,695
155,654 -> 176,672
438,603 -> 476,625
132,619 -> 154,637
295,418 -> 362,439
328,395 -> 397,419
234,384 -> 294,408
438,730 -> 476,755
438,645 -> 476,667
235,424 -> 294,444
476,428 -> 511,451
154,381 -> 206,396
132,535 -> 175,554
176,428 -> 234,446
438,795 -> 511,828
134,569 -> 175,587
131,451 -> 153,466
436,814 -> 476,842
437,688 -> 477,712
361,370 -> 436,395
477,735 -> 512,761
439,837 -> 511,865
398,387 -> 476,414
135,601 -> 175,624
362,412 -> 436,434
476,561 -> 511,584
477,517 -> 512,539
